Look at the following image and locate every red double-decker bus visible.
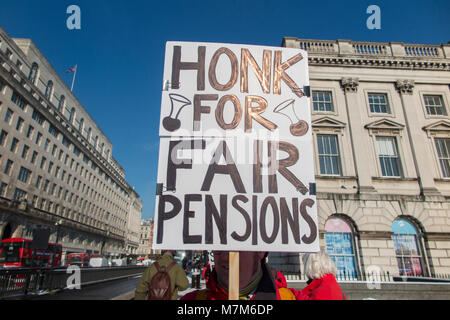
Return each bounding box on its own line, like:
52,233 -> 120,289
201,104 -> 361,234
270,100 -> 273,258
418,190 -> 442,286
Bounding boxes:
66,253 -> 104,267
0,238 -> 62,268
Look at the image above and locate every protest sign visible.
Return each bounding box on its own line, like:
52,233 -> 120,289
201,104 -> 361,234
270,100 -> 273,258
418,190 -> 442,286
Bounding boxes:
153,41 -> 318,253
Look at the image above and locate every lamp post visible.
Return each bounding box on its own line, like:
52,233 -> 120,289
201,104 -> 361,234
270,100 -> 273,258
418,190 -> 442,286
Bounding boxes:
54,219 -> 63,244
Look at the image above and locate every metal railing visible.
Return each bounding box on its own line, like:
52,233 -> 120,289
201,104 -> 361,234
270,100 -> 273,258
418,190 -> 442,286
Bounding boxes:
0,265 -> 146,299
282,271 -> 450,283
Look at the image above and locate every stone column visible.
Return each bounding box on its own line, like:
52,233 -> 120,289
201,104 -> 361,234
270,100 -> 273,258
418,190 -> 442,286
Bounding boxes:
395,79 -> 439,196
341,77 -> 376,193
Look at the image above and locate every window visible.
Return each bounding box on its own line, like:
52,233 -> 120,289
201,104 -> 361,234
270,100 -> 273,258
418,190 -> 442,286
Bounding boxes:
62,136 -> 71,148
312,91 -> 334,112
48,161 -> 54,174
0,182 -> 7,197
32,109 -> 45,125
13,188 -> 27,200
58,95 -> 65,112
392,219 -> 425,277
26,125 -> 34,139
35,132 -> 42,145
79,118 -> 84,133
4,108 -> 13,124
44,139 -> 50,151
16,117 -> 24,132
43,179 -> 50,192
4,159 -> 13,175
368,93 -> 390,114
49,124 -> 59,138
31,151 -> 38,164
18,166 -> 31,183
44,80 -> 53,100
28,62 -> 39,84
11,92 -> 27,110
21,145 -> 30,159
50,183 -> 56,196
69,107 -> 75,124
51,144 -> 57,156
325,217 -> 357,279
10,137 -> 19,153
35,175 -> 42,188
435,138 -> 450,178
54,166 -> 60,178
87,128 -> 92,142
317,135 -> 341,175
58,150 -> 64,161
376,136 -> 402,177
424,95 -> 447,116
40,156 -> 47,169
0,130 -> 8,146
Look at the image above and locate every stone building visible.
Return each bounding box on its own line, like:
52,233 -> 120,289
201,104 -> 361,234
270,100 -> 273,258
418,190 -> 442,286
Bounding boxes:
137,218 -> 159,258
125,189 -> 143,259
0,27 -> 141,263
270,37 -> 450,279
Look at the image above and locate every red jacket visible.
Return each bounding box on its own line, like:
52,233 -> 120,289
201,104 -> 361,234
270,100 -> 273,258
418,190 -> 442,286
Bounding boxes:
181,265 -> 294,300
292,274 -> 346,300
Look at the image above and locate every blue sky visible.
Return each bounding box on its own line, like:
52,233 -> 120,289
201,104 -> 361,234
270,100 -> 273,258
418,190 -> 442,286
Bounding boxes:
0,0 -> 448,219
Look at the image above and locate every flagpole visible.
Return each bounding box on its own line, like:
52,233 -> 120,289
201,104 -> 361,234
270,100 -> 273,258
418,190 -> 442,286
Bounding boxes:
70,65 -> 77,92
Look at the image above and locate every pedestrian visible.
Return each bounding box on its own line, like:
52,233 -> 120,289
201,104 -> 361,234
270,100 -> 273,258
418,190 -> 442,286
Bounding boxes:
201,262 -> 211,284
293,251 -> 346,300
135,250 -> 189,300
181,251 -> 296,300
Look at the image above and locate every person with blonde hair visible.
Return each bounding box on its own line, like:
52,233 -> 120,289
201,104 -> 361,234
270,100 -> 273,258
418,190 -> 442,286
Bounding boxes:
294,250 -> 346,300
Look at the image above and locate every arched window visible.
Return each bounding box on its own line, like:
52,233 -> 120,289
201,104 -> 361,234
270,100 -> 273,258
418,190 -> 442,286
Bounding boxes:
87,127 -> 92,142
325,217 -> 357,279
69,107 -> 75,124
100,143 -> 104,155
94,136 -> 98,149
28,62 -> 39,84
58,95 -> 65,112
45,80 -> 53,100
392,219 -> 425,276
79,118 -> 84,134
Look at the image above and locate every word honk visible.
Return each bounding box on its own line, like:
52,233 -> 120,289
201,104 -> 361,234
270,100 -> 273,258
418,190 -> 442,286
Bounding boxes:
161,43 -> 310,137
171,45 -> 304,97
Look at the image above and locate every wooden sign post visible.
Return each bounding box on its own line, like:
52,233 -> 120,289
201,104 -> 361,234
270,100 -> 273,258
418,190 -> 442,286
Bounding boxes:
229,251 -> 239,300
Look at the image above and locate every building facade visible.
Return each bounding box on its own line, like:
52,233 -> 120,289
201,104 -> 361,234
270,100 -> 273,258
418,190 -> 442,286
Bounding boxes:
0,27 -> 141,263
137,218 -> 159,258
125,189 -> 142,258
270,37 -> 450,278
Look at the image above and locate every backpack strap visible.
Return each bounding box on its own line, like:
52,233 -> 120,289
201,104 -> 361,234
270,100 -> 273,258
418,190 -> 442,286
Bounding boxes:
166,261 -> 177,272
154,261 -> 161,272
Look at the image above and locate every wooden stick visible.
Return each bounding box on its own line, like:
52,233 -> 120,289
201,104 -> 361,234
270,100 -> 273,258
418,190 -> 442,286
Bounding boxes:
229,251 -> 239,300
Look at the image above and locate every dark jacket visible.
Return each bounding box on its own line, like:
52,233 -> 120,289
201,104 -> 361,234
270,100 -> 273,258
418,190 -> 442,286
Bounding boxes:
181,262 -> 295,300
135,253 -> 189,300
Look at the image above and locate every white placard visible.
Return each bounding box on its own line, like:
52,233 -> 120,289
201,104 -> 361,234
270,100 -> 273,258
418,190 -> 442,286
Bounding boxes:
159,41 -> 311,139
153,41 -> 318,253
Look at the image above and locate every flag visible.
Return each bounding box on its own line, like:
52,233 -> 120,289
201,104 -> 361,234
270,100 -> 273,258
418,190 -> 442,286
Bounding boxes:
65,65 -> 77,73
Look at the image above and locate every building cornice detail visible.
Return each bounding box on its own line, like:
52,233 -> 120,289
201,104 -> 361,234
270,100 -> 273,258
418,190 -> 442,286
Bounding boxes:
340,77 -> 359,93
395,79 -> 415,95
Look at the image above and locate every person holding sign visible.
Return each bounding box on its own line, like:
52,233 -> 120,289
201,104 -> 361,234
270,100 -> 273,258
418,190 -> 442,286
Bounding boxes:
181,251 -> 296,300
